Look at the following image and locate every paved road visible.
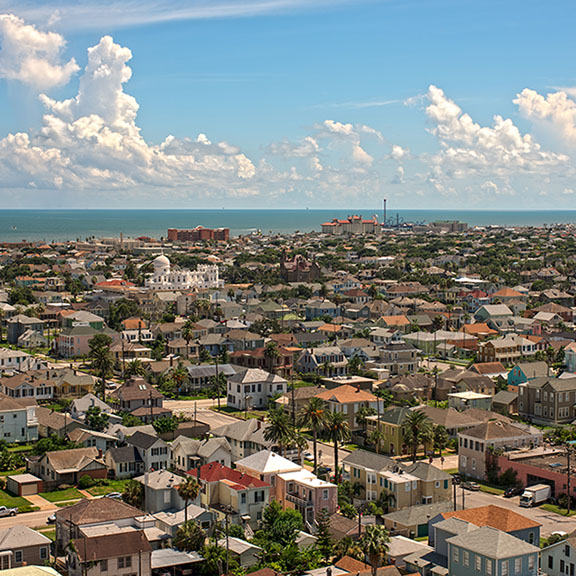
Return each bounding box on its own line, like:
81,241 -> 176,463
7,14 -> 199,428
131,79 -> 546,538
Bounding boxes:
165,399 -> 244,430
459,488 -> 576,537
0,509 -> 54,530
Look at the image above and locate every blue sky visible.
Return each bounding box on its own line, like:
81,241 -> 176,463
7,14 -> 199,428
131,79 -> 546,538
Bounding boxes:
0,0 -> 575,209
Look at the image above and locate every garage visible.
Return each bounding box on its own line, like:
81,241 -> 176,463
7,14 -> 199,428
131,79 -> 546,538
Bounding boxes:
6,473 -> 43,496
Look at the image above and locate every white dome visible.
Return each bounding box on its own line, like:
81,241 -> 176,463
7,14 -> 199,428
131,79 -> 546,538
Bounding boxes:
153,255 -> 170,268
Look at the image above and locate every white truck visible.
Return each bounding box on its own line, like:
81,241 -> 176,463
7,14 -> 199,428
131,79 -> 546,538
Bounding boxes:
519,484 -> 551,507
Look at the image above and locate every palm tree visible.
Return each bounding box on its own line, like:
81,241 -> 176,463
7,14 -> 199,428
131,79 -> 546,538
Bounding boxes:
209,371 -> 227,410
404,410 -> 433,463
433,425 -> 449,457
181,318 -> 196,359
89,334 -> 114,400
360,525 -> 390,576
177,476 -> 200,525
323,410 -> 350,484
125,358 -> 147,378
298,397 -> 327,474
356,405 -> 376,437
170,362 -> 188,398
368,427 -> 385,454
263,340 -> 280,372
122,479 -> 144,509
264,408 -> 295,457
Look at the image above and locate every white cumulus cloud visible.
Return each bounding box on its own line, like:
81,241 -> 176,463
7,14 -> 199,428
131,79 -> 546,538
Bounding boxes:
0,13 -> 78,89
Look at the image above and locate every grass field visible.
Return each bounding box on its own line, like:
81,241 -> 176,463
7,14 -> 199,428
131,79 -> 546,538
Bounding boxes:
541,503 -> 576,517
40,488 -> 84,503
0,489 -> 35,512
86,479 -> 131,496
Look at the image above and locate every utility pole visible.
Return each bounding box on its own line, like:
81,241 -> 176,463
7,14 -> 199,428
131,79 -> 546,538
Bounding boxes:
291,373 -> 296,428
568,444 -> 572,515
149,390 -> 154,423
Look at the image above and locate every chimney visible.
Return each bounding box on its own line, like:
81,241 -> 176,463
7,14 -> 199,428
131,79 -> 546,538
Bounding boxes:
98,449 -> 103,458
170,356 -> 174,368
356,384 -> 360,393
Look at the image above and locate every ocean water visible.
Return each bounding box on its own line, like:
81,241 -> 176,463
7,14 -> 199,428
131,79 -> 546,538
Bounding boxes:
0,209 -> 576,242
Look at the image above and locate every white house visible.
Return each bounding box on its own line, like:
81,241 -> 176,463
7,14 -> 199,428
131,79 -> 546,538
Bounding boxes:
146,255 -> 221,291
226,368 -> 287,410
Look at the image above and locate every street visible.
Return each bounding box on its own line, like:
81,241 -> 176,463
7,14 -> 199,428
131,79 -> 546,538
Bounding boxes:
165,398 -> 240,430
0,509 -> 53,530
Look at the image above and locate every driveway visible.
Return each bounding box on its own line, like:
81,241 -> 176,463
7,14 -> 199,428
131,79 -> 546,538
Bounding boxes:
165,399 -> 244,430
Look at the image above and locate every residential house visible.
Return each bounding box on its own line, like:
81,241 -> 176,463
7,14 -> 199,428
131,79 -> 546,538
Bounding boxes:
0,395 -> 38,443
126,431 -> 171,472
541,530 -> 576,576
67,531 -> 152,576
212,419 -> 277,462
457,420 -> 543,480
305,300 -> 341,321
0,526 -> 51,570
226,368 -> 287,411
105,445 -> 144,479
507,361 -> 549,387
68,428 -> 117,452
0,349 -> 45,374
382,501 -> 457,539
478,337 -> 522,364
492,390 -> 519,415
230,347 -> 295,378
217,537 -> 261,568
110,377 -> 171,423
184,364 -> 237,393
54,491 -> 147,553
296,346 -> 348,376
55,325 -> 119,358
375,341 -> 420,375
35,407 -> 84,438
274,385 -> 323,423
192,462 -> 270,529
154,504 -> 213,537
474,304 -> 514,330
342,450 -> 451,511
518,376 -> 576,424
6,315 -> 44,345
134,469 -> 187,514
171,436 -> 231,472
365,407 -> 411,456
69,393 -> 120,424
315,385 -> 378,432
448,391 -> 493,411
28,447 -> 108,490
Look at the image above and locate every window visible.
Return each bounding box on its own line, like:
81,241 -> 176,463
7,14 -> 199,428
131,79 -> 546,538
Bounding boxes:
514,558 -> 521,574
486,559 -> 493,575
40,547 -> 48,560
548,556 -> 554,569
118,556 -> 132,569
241,493 -> 246,504
528,556 -> 534,571
101,560 -> 108,572
566,545 -> 571,557
475,556 -> 481,571
323,489 -> 329,500
463,551 -> 469,567
14,551 -> 22,564
435,481 -> 441,488
502,561 -> 508,576
561,560 -> 566,573
452,547 -> 458,564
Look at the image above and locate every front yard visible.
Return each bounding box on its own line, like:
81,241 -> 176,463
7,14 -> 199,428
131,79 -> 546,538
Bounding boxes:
39,488 -> 84,502
0,489 -> 36,513
86,479 -> 131,496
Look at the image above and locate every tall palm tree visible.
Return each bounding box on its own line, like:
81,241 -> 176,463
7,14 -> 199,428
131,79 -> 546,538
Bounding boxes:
298,398 -> 327,474
177,476 -> 200,525
368,427 -> 385,454
323,410 -> 350,484
169,362 -> 188,398
89,334 -> 114,400
125,358 -> 147,378
122,479 -> 144,509
181,318 -> 196,358
264,408 -> 294,457
263,340 -> 280,372
360,525 -> 390,576
404,410 -> 433,463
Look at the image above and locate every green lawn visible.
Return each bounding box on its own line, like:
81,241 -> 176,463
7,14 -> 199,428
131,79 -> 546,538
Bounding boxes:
40,488 -> 84,502
478,484 -> 505,496
0,467 -> 25,477
541,503 -> 576,517
7,444 -> 34,454
444,468 -> 459,475
56,501 -> 78,508
86,479 -> 131,496
0,489 -> 35,512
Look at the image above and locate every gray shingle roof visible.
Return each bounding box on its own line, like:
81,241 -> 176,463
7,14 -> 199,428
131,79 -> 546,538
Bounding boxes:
342,449 -> 396,471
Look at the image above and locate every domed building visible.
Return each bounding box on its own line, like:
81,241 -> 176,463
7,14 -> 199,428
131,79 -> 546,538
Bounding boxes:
146,254 -> 221,290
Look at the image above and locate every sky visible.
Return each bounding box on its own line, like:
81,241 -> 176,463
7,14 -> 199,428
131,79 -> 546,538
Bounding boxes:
0,0 -> 575,209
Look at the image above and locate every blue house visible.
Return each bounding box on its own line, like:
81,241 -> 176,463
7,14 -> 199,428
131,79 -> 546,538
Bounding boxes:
507,361 -> 548,387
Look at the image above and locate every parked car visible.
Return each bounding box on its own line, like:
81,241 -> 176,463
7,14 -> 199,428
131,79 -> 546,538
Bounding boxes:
317,465 -> 332,475
303,451 -> 314,461
47,514 -> 56,524
105,492 -> 123,500
504,486 -> 523,498
462,481 -> 480,491
0,506 -> 18,517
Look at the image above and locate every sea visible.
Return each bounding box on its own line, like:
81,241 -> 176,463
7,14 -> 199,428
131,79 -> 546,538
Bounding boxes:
1,209 -> 576,243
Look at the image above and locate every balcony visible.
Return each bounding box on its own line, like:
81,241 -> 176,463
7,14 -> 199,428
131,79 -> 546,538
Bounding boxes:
286,493 -> 313,508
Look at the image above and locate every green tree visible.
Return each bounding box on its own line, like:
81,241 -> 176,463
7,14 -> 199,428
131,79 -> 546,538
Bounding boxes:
256,501 -> 303,547
122,412 -> 144,427
125,358 -> 147,378
209,371 -> 227,410
356,405 -> 376,436
169,362 -> 189,398
264,408 -> 295,457
89,333 -> 114,399
323,410 -> 351,484
201,544 -> 226,576
298,397 -> 327,474
433,425 -> 449,457
177,476 -> 200,525
368,427 -> 385,454
9,286 -> 36,306
108,299 -> 142,330
315,509 -> 333,562
153,416 -> 179,438
360,525 -> 390,576
181,318 -> 196,358
404,410 -> 433,463
174,521 -> 206,552
85,406 -> 109,432
122,479 -> 143,508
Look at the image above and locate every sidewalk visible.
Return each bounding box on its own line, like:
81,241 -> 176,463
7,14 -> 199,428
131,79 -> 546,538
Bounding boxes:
26,494 -> 57,511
